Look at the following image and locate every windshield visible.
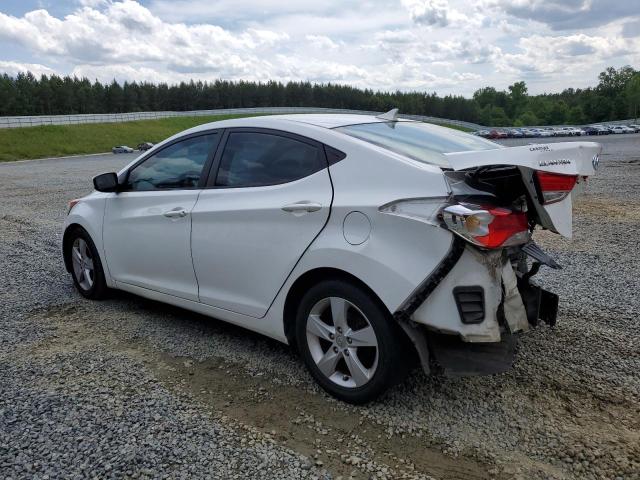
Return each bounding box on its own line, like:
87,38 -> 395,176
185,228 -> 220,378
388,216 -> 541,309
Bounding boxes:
335,121 -> 499,168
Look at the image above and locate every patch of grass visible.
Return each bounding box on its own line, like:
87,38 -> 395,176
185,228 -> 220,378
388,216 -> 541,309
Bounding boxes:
0,113 -> 475,162
0,114 -> 262,162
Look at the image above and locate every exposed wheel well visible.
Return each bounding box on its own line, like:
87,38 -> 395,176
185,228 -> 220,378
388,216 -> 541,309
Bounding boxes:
283,267 -> 415,359
62,223 -> 86,273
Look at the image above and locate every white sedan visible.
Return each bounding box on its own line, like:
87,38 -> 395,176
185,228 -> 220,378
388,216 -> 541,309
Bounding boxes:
64,111 -> 600,403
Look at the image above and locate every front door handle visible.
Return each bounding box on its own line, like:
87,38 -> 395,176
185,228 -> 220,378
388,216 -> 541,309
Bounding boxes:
281,202 -> 322,213
163,208 -> 188,218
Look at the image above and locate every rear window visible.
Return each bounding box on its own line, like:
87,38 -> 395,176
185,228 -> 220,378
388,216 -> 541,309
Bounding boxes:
335,121 -> 498,168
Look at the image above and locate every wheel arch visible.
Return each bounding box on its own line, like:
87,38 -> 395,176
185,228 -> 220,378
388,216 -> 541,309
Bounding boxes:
62,223 -> 87,272
282,267 -> 413,356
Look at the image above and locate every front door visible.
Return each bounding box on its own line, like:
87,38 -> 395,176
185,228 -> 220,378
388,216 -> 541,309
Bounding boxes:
103,132 -> 220,300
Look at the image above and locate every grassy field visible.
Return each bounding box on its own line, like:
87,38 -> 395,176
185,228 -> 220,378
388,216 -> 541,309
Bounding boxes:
0,114 -> 260,162
0,114 -> 472,161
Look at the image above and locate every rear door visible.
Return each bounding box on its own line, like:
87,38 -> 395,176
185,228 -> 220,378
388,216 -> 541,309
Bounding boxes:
191,128 -> 333,318
446,141 -> 601,237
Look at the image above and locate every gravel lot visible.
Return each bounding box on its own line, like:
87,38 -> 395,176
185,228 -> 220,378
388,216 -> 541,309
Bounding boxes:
1,134 -> 639,479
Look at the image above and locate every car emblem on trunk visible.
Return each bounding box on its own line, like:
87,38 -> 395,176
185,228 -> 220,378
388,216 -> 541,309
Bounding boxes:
592,154 -> 600,170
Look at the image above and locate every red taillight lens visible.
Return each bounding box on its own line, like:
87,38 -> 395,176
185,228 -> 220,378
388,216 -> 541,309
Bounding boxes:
536,171 -> 578,204
442,203 -> 530,249
475,207 -> 529,248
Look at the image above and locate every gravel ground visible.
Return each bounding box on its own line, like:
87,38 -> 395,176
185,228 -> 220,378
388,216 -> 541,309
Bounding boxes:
1,135 -> 639,479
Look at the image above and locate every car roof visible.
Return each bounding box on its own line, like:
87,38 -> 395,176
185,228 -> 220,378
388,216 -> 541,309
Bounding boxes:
186,113 -> 414,133
277,113 -> 400,128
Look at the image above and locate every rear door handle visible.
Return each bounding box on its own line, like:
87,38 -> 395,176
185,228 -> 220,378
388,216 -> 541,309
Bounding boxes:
163,208 -> 188,218
281,202 -> 322,213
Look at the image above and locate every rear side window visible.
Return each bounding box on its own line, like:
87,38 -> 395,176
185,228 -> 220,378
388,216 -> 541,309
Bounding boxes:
216,132 -> 324,187
336,121 -> 498,168
126,134 -> 218,191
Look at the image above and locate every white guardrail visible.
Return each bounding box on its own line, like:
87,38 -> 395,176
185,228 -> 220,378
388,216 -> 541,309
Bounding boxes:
0,107 -> 483,130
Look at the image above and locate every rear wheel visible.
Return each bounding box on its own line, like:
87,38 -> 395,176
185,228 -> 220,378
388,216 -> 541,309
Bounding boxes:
295,279 -> 407,404
65,228 -> 108,300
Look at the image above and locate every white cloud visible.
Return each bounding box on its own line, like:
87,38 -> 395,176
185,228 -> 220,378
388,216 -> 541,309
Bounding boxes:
0,60 -> 56,77
76,0 -> 111,6
305,35 -> 339,50
402,0 -> 450,26
495,33 -> 634,76
401,0 -> 487,29
0,0 -> 638,96
490,0 -> 640,30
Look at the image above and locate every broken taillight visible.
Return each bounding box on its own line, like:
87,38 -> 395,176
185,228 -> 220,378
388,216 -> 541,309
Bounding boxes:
535,171 -> 578,205
442,203 -> 530,249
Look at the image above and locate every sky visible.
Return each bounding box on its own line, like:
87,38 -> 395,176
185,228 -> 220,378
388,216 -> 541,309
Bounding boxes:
0,0 -> 638,97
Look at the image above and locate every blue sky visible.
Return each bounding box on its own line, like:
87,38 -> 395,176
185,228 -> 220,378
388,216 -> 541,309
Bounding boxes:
0,0 -> 638,97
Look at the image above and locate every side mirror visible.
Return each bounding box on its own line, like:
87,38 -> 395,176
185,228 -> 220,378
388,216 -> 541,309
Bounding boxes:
93,172 -> 119,192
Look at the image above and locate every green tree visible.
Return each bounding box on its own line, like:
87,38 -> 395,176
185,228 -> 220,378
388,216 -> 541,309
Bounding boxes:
626,73 -> 640,121
597,66 -> 636,97
547,101 -> 568,125
567,105 -> 585,125
514,111 -> 539,127
473,87 -> 498,109
489,106 -> 510,126
507,81 -> 528,119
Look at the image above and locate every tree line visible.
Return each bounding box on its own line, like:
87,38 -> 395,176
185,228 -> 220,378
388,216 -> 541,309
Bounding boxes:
0,65 -> 639,126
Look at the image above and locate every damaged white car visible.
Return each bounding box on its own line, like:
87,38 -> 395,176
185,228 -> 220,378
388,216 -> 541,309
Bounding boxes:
63,110 -> 600,403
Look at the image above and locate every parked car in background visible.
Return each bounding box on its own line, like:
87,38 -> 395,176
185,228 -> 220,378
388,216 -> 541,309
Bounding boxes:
488,129 -> 508,139
610,126 -> 627,134
620,125 -> 635,134
628,124 -> 640,132
507,129 -> 524,138
521,128 -> 540,137
591,125 -> 610,135
62,111 -> 601,403
532,128 -> 552,137
112,146 -> 134,154
557,127 -> 578,136
137,142 -> 154,151
474,130 -> 491,138
583,126 -> 601,136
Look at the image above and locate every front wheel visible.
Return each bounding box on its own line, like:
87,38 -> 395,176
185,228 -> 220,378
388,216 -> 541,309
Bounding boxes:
295,280 -> 407,404
65,227 -> 109,300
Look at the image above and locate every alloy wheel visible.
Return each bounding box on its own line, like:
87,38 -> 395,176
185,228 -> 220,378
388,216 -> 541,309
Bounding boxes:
306,297 -> 379,388
71,237 -> 94,291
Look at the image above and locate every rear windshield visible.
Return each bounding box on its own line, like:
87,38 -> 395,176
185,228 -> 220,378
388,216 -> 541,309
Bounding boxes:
335,121 -> 499,168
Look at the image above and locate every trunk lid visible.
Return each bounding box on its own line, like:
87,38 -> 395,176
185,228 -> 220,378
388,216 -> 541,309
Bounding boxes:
444,142 -> 601,238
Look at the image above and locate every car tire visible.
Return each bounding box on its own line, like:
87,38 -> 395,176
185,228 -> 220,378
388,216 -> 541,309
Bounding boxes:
295,279 -> 408,404
65,227 -> 109,300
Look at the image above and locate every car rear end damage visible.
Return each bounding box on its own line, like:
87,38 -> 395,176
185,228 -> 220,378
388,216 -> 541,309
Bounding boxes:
392,141 -> 601,376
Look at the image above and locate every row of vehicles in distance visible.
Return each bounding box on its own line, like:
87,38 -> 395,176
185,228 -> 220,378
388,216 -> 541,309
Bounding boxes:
475,124 -> 640,139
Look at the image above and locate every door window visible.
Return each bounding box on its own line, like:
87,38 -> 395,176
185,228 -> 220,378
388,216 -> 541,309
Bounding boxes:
215,132 -> 324,187
126,134 -> 218,191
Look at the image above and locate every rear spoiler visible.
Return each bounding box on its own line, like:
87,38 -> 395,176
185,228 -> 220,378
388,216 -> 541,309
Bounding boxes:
444,142 -> 601,177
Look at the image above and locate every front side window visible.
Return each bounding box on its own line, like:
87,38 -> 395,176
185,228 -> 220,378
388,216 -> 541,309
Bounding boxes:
216,132 -> 323,187
126,134 -> 218,191
335,121 -> 499,168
